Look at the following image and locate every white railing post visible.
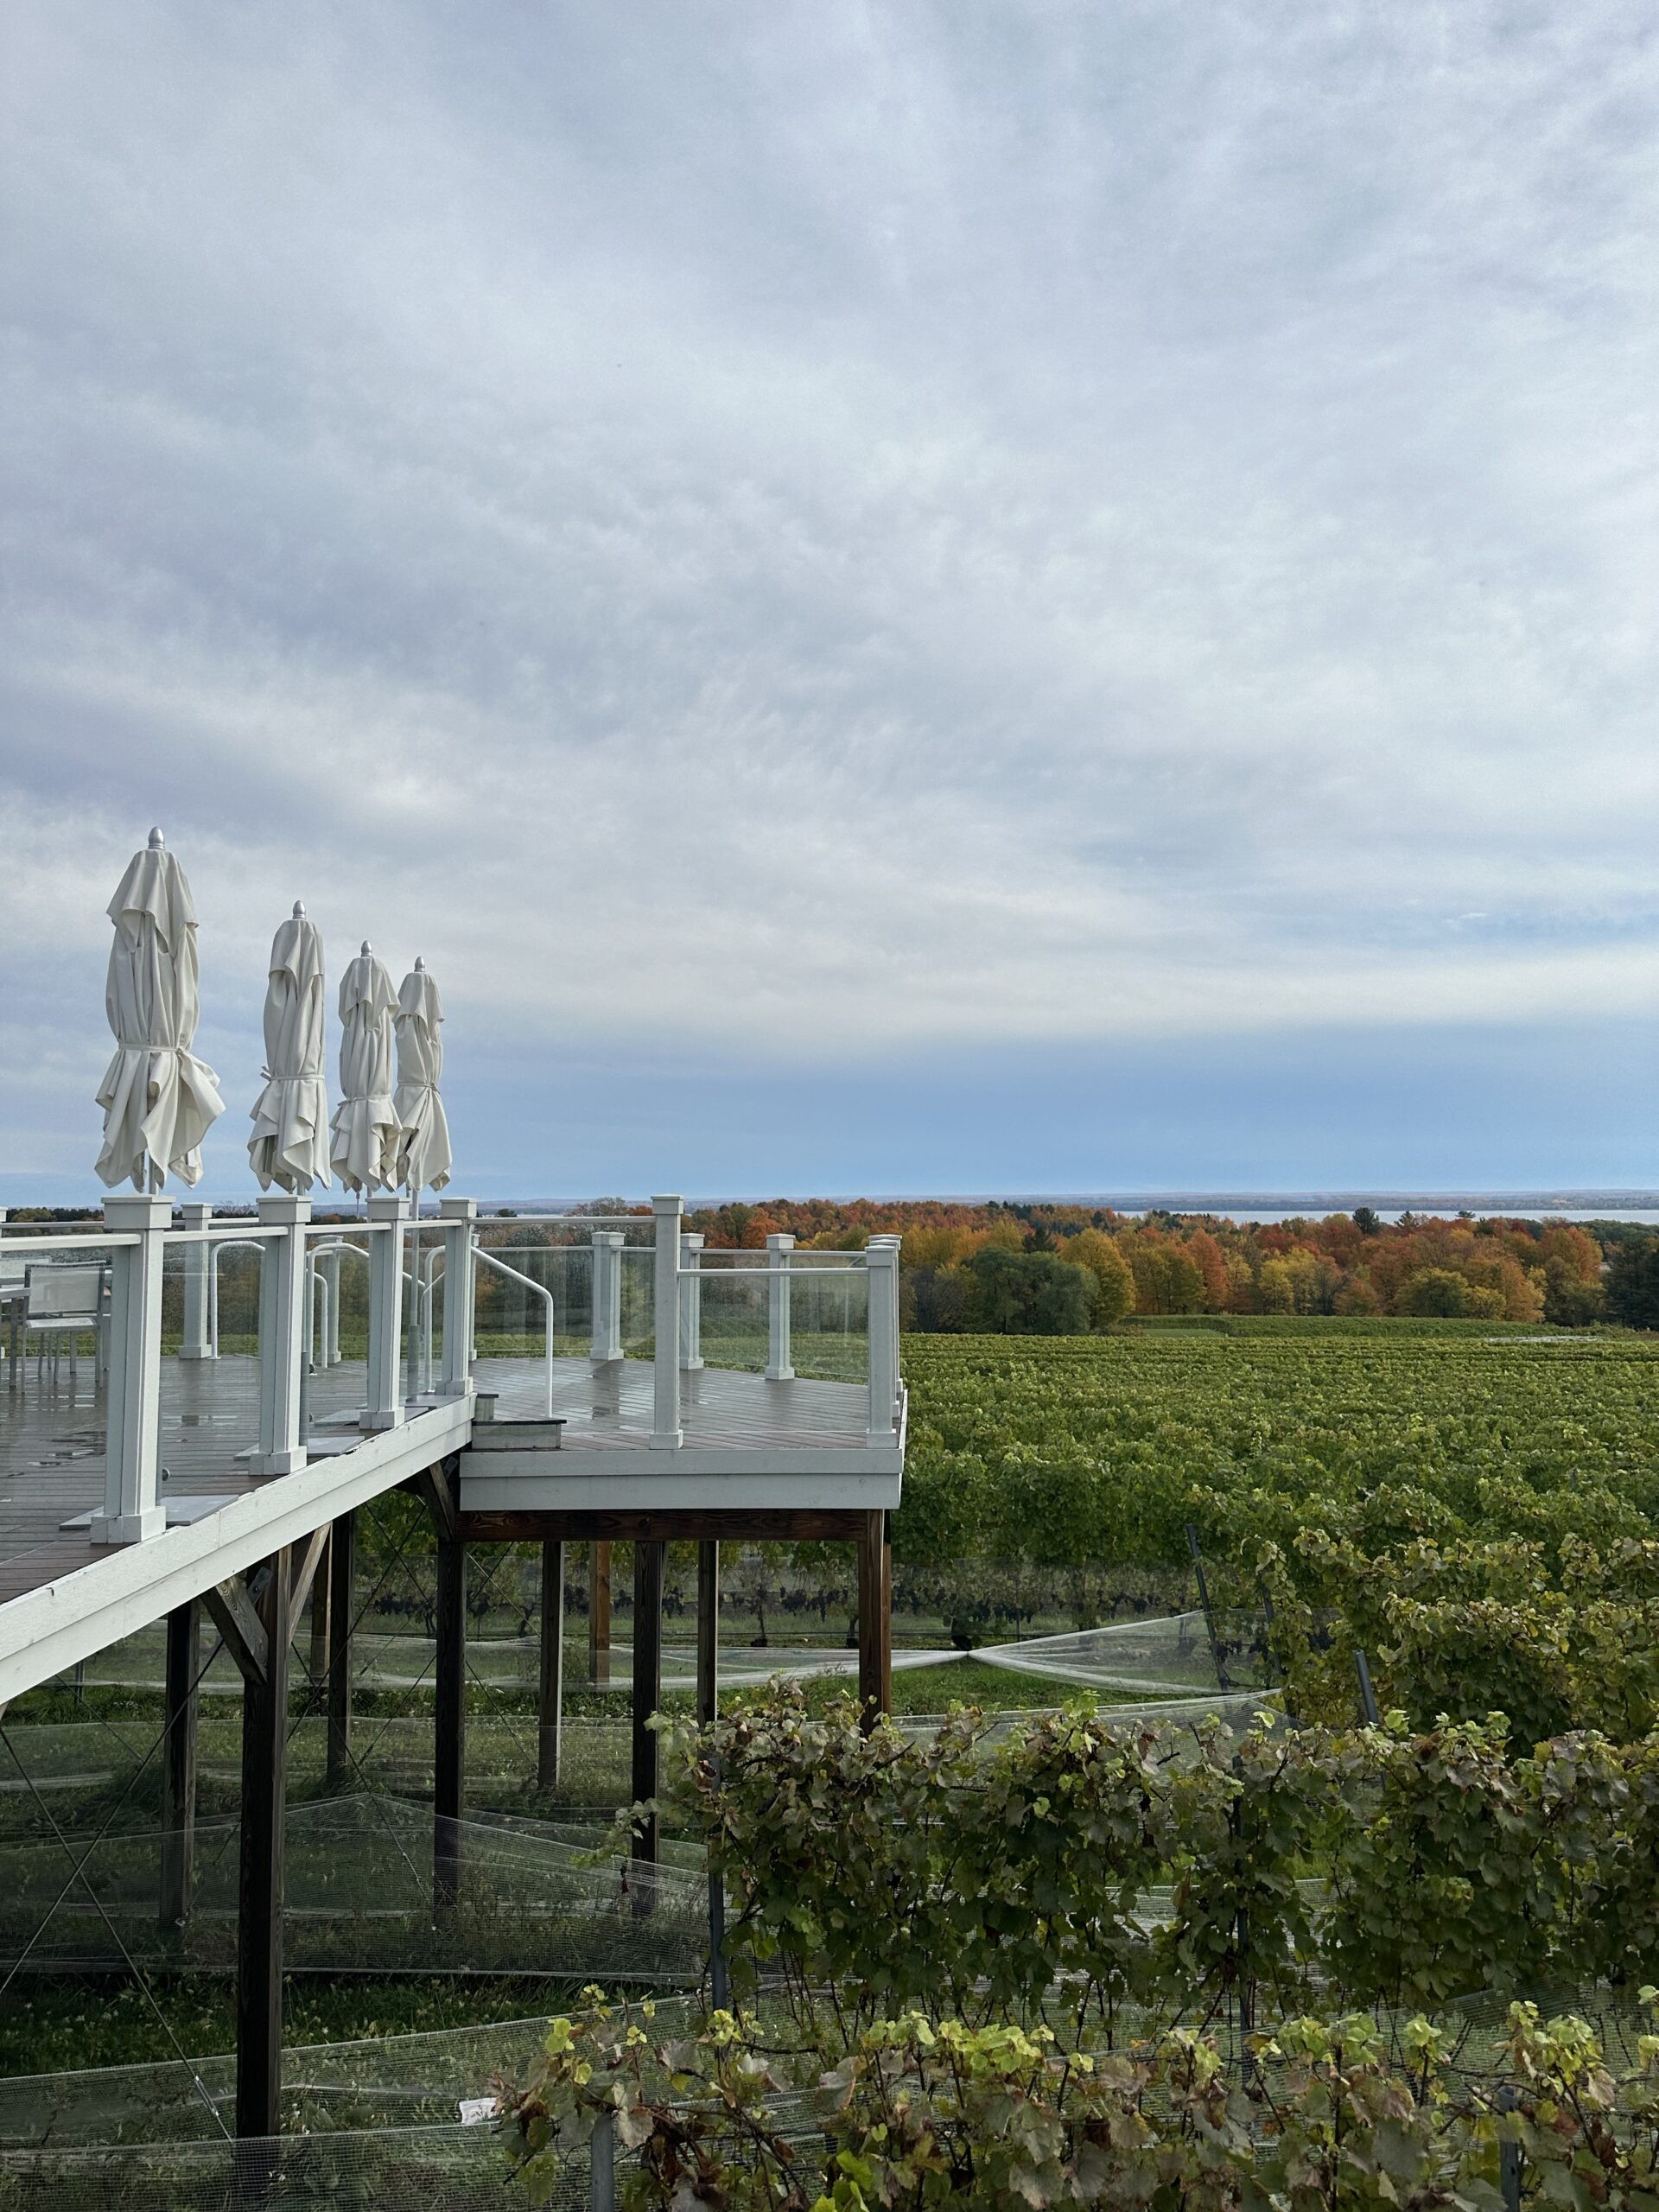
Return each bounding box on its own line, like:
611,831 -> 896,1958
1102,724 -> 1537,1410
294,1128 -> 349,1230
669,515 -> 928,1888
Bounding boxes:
438,1197 -> 477,1398
869,1234 -> 903,1417
865,1240 -> 899,1447
317,1247 -> 342,1364
252,1197 -> 311,1474
679,1232 -> 704,1370
590,1230 -> 624,1362
765,1233 -> 795,1381
363,1193 -> 409,1431
178,1201 -> 213,1360
651,1195 -> 683,1450
91,1193 -> 169,1544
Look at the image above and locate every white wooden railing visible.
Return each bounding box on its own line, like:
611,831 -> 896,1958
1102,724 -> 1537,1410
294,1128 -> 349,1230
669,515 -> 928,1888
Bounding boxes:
470,1201 -> 902,1445
1,1194 -> 902,1547
0,1195 -> 480,1545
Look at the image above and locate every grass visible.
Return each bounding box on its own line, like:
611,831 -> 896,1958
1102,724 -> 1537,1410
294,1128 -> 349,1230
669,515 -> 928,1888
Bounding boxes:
0,1973 -> 647,2078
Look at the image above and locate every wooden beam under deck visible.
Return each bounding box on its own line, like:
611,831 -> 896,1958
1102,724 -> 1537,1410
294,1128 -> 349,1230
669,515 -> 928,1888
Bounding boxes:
460,1506 -> 889,1543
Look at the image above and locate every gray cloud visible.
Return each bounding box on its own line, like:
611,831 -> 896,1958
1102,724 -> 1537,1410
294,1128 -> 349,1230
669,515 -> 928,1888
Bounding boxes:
2,2 -> 1656,1180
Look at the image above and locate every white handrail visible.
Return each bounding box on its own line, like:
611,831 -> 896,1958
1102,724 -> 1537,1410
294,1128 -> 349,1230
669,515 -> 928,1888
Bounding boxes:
207,1239 -> 265,1358
308,1260 -> 330,1371
0,1230 -> 142,1253
473,1243 -> 556,1417
475,1213 -> 652,1228
415,1242 -> 444,1395
690,1265 -> 871,1282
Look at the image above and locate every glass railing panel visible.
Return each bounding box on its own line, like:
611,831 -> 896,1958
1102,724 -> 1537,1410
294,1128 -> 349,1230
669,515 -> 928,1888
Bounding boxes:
471,1221 -> 657,1424
190,1227 -> 264,1481
693,1255 -> 770,1376
0,1228 -> 117,1575
618,1244 -> 655,1362
787,1258 -> 870,1383
303,1230 -> 371,1433
472,1236 -> 593,1421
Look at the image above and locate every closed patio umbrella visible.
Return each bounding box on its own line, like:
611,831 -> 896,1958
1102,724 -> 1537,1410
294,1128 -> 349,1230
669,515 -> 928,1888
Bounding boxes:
328,941 -> 398,1195
95,828 -> 226,1191
393,958 -> 452,1198
248,902 -> 330,1192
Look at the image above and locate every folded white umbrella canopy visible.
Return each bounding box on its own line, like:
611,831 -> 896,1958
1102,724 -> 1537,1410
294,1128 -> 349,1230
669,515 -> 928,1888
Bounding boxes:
393,958 -> 452,1197
248,902 -> 331,1193
95,828 -> 226,1191
328,942 -> 399,1195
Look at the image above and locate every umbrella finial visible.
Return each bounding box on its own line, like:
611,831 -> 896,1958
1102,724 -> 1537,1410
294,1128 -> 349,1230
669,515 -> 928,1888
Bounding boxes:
293,900 -> 306,918
414,955 -> 424,971
148,826 -> 164,849
360,939 -> 372,956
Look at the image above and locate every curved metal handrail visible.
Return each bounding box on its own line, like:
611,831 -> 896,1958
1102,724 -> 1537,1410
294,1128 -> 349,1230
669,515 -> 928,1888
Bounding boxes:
473,1243 -> 555,1417
207,1240 -> 266,1358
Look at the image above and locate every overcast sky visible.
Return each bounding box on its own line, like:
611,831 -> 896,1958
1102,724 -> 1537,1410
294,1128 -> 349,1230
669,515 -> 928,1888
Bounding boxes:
3,3 -> 1656,1202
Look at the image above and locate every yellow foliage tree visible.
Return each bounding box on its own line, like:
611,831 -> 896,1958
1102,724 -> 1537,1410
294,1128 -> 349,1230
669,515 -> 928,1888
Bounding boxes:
1057,1230 -> 1136,1325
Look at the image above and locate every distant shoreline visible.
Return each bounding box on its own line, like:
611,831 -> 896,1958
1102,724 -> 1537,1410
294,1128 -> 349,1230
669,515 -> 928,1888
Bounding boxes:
6,1186 -> 1658,1219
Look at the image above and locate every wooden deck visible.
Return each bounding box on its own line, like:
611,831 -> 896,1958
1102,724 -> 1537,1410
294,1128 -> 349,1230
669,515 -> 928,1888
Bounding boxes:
0,1351 -> 887,1610
480,1351 -> 872,1450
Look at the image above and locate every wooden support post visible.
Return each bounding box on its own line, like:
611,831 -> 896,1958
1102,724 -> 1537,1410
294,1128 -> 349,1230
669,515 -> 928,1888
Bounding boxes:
590,1539 -> 612,1688
631,1538 -> 664,1904
326,1510 -> 354,1790
538,1537 -> 565,1790
881,1530 -> 893,1717
432,1472 -> 466,1916
307,1528 -> 332,1712
697,1539 -> 726,2009
696,1541 -> 719,1727
236,1546 -> 291,2143
160,1599 -> 199,1931
857,1510 -> 890,1732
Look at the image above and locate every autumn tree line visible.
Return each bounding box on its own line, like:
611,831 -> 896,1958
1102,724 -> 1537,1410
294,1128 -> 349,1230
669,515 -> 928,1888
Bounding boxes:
15,1198 -> 1656,1337
678,1198 -> 1659,1334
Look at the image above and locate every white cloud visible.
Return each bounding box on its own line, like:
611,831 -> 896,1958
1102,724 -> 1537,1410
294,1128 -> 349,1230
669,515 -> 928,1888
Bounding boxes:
1,1 -> 1656,1179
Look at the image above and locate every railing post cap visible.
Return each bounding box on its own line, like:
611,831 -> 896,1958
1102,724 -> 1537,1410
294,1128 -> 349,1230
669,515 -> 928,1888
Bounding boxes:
649,1194 -> 683,1213
102,1193 -> 173,1230
256,1193 -> 313,1226
365,1192 -> 410,1222
766,1232 -> 795,1251
438,1196 -> 478,1222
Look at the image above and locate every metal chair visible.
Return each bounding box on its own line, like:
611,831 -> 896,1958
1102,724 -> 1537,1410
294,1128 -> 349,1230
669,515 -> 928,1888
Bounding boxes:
24,1262 -> 107,1389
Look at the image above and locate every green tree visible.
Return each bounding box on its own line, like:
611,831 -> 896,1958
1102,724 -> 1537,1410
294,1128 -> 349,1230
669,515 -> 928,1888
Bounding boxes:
1398,1267 -> 1503,1318
1607,1237 -> 1659,1330
966,1249 -> 1093,1335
